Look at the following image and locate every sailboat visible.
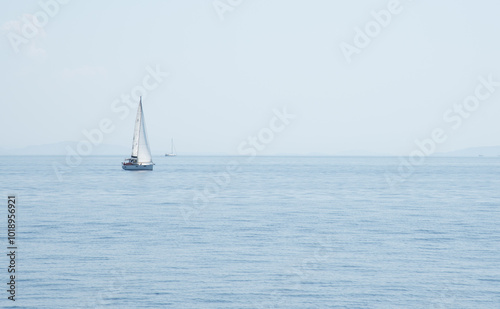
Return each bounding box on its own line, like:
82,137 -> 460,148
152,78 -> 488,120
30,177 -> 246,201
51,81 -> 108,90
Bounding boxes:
122,97 -> 154,170
165,138 -> 176,157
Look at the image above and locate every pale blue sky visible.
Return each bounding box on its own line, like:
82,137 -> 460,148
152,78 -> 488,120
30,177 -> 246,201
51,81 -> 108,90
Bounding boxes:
2,0 -> 500,155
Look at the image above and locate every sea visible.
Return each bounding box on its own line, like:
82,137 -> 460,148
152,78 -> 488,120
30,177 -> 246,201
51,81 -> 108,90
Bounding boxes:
1,155 -> 499,308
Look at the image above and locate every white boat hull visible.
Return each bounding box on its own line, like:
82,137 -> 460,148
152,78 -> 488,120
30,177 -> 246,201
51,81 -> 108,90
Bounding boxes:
122,163 -> 154,171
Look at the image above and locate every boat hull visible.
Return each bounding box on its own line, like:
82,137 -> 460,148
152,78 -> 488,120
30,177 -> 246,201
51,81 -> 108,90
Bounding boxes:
122,163 -> 154,171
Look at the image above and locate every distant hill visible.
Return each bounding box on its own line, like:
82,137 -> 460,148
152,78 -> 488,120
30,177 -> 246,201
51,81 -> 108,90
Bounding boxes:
436,146 -> 500,157
332,150 -> 389,157
0,142 -> 129,156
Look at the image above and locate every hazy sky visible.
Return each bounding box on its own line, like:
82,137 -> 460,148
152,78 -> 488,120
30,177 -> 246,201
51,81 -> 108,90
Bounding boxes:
2,0 -> 500,155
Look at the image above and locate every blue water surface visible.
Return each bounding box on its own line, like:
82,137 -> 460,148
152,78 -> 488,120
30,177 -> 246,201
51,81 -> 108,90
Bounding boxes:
0,156 -> 499,308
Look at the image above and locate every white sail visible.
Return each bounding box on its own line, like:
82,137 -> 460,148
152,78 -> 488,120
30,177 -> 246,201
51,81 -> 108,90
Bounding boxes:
131,98 -> 152,163
171,138 -> 176,155
165,138 -> 177,156
137,109 -> 152,163
131,101 -> 141,158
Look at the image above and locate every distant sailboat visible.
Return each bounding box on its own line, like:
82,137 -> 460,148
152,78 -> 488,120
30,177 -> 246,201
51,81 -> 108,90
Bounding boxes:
165,138 -> 176,157
122,97 -> 154,170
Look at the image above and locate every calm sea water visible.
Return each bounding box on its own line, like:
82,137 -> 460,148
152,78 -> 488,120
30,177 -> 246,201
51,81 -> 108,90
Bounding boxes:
1,156 -> 499,308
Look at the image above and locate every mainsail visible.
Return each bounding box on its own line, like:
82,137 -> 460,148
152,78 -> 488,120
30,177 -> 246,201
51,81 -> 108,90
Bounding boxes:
131,97 -> 152,163
170,138 -> 176,155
